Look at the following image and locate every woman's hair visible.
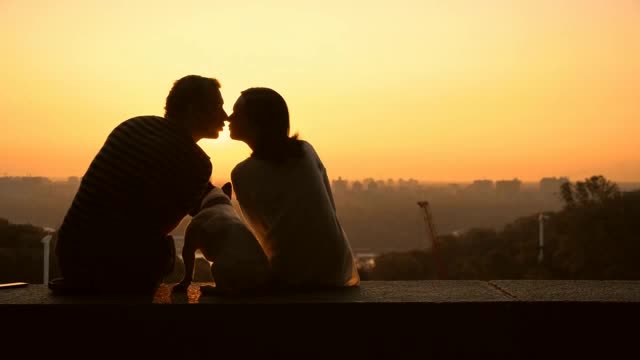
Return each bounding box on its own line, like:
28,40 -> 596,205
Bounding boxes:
165,75 -> 221,120
241,87 -> 303,162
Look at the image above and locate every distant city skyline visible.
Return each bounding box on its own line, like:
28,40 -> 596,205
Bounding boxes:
4,174 -> 639,191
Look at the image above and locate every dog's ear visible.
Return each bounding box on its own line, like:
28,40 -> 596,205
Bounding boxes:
221,182 -> 233,199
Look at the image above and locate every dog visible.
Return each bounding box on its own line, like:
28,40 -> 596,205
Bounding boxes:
173,182 -> 269,294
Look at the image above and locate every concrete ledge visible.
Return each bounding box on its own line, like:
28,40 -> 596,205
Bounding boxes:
5,280 -> 640,304
2,281 -> 639,357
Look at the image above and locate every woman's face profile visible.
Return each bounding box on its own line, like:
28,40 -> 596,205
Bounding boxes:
228,95 -> 253,142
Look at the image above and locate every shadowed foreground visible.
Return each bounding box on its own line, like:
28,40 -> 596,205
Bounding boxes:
2,280 -> 638,357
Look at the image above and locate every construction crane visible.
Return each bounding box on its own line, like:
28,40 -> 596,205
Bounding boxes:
417,201 -> 447,279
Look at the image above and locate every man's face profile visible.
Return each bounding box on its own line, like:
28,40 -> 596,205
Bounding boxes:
198,90 -> 227,139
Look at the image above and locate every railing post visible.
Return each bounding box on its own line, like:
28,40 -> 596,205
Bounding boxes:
41,233 -> 53,284
538,213 -> 548,264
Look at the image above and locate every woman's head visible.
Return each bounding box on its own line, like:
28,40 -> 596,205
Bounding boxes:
229,87 -> 289,143
229,87 -> 302,161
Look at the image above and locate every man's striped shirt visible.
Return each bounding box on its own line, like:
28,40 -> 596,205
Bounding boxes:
56,115 -> 212,263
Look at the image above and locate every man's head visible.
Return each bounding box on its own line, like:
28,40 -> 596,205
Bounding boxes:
165,75 -> 227,142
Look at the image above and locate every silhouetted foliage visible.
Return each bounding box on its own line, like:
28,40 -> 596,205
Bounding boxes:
0,219 -> 48,282
368,176 -> 640,280
560,175 -> 621,208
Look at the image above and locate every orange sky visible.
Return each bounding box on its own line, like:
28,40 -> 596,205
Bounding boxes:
1,0 -> 638,183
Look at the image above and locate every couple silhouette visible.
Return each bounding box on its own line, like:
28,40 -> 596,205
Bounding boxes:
50,75 -> 360,296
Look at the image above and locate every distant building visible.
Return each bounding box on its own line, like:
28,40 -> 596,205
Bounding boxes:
366,180 -> 378,192
397,178 -> 421,191
539,177 -> 570,194
447,183 -> 462,196
332,177 -> 348,193
351,180 -> 363,192
496,178 -> 522,197
19,176 -> 50,185
405,178 -> 420,188
467,179 -> 494,194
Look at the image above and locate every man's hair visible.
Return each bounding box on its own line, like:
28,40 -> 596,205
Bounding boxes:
165,75 -> 221,119
241,87 -> 303,162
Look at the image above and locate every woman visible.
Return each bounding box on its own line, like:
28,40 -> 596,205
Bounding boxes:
228,87 -> 360,290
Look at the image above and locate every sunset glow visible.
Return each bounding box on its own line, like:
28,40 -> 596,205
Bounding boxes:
1,0 -> 638,183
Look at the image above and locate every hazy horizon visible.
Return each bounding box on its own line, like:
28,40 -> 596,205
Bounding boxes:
4,174 -> 640,188
2,0 -> 638,182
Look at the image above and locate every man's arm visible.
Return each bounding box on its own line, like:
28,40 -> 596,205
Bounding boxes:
158,180 -> 212,237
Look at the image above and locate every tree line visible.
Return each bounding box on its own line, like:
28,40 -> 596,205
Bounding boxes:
365,176 -> 640,280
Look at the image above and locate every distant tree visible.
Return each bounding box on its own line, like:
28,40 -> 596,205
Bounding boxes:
561,175 -> 620,208
560,182 -> 575,207
0,219 -> 47,282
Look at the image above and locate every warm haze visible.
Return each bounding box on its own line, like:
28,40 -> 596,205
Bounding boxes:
1,0 -> 638,184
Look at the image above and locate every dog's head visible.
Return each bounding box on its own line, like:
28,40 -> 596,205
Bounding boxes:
199,182 -> 233,210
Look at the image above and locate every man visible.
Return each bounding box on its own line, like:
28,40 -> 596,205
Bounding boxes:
52,75 -> 227,295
